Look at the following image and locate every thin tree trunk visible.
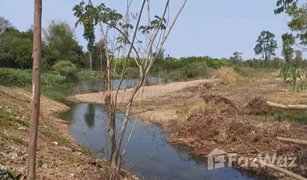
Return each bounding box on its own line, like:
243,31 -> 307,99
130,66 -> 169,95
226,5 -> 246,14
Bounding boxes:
100,52 -> 103,72
89,51 -> 93,71
266,101 -> 307,110
27,0 -> 42,179
277,137 -> 307,146
253,158 -> 307,180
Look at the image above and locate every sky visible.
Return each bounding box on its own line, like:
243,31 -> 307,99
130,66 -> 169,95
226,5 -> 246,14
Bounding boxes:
0,0 -> 294,60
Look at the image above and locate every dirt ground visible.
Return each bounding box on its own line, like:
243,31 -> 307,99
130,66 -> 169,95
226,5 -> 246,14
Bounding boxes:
68,67 -> 307,179
0,86 -> 137,180
68,79 -> 217,104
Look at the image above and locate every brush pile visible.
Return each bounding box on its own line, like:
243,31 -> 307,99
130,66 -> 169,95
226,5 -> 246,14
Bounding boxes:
166,94 -> 307,177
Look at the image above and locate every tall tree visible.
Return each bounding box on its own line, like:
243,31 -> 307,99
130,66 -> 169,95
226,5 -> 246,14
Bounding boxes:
43,20 -> 83,66
274,0 -> 298,14
0,27 -> 33,69
230,51 -> 243,65
0,17 -> 11,34
254,31 -> 278,66
27,0 -> 42,179
282,33 -> 295,63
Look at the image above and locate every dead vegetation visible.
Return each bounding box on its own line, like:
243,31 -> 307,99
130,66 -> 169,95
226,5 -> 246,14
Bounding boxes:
166,92 -> 307,178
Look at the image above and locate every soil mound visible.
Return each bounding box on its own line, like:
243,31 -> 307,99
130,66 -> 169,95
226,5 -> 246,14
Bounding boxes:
244,97 -> 273,115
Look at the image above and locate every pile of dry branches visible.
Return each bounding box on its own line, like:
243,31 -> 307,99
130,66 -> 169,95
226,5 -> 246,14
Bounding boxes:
166,94 -> 307,178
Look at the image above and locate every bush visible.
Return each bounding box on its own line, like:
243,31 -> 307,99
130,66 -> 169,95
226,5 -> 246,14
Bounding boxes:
52,60 -> 78,81
41,73 -> 66,85
180,62 -> 215,79
0,68 -> 32,87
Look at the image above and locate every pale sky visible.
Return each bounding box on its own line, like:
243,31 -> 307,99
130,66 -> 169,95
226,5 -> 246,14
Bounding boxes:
0,0 -> 295,59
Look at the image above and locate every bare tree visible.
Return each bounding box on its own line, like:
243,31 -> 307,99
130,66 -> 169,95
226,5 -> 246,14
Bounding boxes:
74,0 -> 187,171
27,0 -> 42,179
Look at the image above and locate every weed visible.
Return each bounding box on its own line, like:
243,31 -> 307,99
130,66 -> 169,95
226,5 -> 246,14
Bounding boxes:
65,153 -> 75,164
11,137 -> 24,145
0,131 -> 9,141
0,109 -> 29,128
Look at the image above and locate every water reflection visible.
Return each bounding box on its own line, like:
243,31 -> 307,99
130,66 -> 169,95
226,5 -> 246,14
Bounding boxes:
84,104 -> 96,129
62,103 -> 263,180
76,77 -> 171,93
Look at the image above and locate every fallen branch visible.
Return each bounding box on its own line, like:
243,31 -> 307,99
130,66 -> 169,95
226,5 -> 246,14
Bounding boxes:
266,101 -> 307,110
253,158 -> 307,180
277,137 -> 307,146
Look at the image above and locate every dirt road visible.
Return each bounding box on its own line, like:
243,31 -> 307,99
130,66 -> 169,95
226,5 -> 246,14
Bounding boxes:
68,79 -> 216,104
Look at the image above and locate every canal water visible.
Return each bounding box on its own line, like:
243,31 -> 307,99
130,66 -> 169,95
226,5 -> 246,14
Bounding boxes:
61,102 -> 263,180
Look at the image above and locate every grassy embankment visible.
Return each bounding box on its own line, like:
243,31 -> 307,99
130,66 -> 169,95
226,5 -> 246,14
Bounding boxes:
0,69 -> 137,179
0,68 -> 103,103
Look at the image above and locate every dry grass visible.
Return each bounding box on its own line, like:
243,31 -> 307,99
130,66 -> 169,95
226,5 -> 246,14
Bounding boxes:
215,67 -> 249,86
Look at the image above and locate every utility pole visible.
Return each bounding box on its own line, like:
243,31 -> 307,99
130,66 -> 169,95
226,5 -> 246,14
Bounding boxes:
27,0 -> 42,179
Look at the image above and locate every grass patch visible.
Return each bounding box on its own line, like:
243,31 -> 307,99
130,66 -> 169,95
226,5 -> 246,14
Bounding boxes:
11,137 -> 25,145
0,129 -> 26,146
272,109 -> 307,124
0,131 -> 9,141
39,126 -> 71,146
41,83 -> 76,103
253,109 -> 307,125
0,109 -> 29,128
65,153 -> 75,164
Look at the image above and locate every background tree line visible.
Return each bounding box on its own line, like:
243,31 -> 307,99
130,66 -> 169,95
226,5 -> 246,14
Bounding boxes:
0,17 -> 106,71
1,10 -> 307,83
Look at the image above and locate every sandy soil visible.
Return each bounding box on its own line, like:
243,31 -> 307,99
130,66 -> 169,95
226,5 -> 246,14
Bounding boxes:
68,79 -> 217,104
0,86 -> 137,180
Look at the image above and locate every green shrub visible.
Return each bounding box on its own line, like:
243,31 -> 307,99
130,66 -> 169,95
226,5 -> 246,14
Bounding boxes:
52,60 -> 78,80
180,62 -> 213,79
0,68 -> 32,87
41,73 -> 66,85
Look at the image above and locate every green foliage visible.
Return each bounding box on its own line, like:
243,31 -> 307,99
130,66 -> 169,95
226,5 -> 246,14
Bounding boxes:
52,60 -> 78,80
276,1 -> 307,47
242,57 -> 285,69
43,20 -> 84,67
229,51 -> 243,65
281,33 -> 295,63
0,68 -> 32,87
0,27 -> 33,69
293,50 -> 303,68
274,0 -> 298,14
180,61 -> 212,79
279,64 -> 307,92
0,16 -> 11,34
73,1 -> 124,51
41,73 -> 67,85
149,56 -> 231,81
0,108 -> 28,128
254,31 -> 278,66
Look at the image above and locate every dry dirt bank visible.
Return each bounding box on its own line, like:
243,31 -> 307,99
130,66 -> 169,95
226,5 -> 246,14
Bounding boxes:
0,86 -> 137,180
68,79 -> 217,104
